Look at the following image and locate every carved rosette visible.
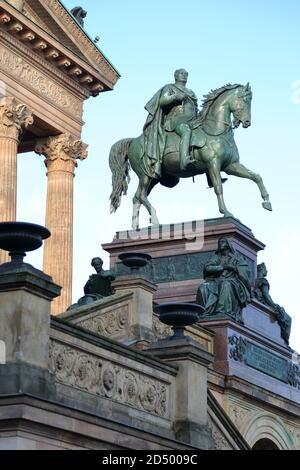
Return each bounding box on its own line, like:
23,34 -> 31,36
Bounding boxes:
0,97 -> 33,141
49,340 -> 169,418
228,335 -> 247,362
35,133 -> 88,174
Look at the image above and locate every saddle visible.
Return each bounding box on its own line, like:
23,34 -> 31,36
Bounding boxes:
164,125 -> 207,156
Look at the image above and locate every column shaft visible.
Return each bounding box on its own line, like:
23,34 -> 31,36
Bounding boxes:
0,97 -> 33,265
35,134 -> 88,315
0,138 -> 18,264
44,169 -> 74,314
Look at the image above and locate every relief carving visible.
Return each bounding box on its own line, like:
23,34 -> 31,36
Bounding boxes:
49,340 -> 169,418
207,415 -> 232,450
0,48 -> 83,119
229,405 -> 250,430
78,306 -> 128,337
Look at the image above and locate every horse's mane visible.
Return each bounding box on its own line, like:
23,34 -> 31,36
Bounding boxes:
198,83 -> 241,122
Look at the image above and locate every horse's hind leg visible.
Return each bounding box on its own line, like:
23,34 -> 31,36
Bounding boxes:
132,192 -> 141,231
140,175 -> 160,226
224,162 -> 272,211
132,176 -> 159,230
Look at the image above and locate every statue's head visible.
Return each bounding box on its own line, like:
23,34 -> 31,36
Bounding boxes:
91,257 -> 103,273
257,262 -> 267,278
70,6 -> 87,24
174,69 -> 188,84
218,238 -> 231,252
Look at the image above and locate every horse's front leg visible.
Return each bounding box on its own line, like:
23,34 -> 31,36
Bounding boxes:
207,161 -> 234,218
224,162 -> 272,211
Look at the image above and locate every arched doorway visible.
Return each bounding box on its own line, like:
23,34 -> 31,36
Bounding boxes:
253,438 -> 280,450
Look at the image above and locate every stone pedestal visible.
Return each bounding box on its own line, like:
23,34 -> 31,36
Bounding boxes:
147,337 -> 214,449
112,274 -> 157,347
0,262 -> 60,397
0,97 -> 33,264
35,134 -> 88,315
103,217 -> 265,304
198,313 -> 300,403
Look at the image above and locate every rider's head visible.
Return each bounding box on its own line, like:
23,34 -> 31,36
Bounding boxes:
174,69 -> 188,84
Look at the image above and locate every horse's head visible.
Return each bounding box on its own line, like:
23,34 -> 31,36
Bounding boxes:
230,83 -> 252,129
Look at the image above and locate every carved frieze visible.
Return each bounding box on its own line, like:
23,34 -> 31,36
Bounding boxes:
49,340 -> 169,418
78,306 -> 129,337
0,47 -> 83,119
115,251 -> 255,285
0,96 -> 33,139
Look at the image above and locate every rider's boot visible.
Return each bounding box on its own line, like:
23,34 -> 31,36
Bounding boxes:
179,131 -> 194,170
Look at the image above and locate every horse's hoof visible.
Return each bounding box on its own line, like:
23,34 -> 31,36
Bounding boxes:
223,212 -> 234,218
150,218 -> 159,226
263,201 -> 273,211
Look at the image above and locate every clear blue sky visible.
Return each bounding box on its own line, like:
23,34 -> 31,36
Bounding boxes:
18,1 -> 300,350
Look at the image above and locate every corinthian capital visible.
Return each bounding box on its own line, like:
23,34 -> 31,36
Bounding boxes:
35,133 -> 88,173
0,97 -> 33,140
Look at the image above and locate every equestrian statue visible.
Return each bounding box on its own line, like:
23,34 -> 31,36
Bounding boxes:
109,69 -> 272,230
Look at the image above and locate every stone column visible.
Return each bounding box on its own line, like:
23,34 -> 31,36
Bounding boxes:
0,97 -> 33,264
35,134 -> 88,315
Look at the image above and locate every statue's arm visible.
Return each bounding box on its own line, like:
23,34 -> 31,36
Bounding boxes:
261,283 -> 277,309
83,278 -> 91,295
204,264 -> 223,276
159,87 -> 184,108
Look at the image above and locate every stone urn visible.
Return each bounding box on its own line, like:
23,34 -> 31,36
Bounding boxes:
154,302 -> 204,339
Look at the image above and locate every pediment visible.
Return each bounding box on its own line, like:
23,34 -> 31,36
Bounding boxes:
2,0 -> 119,92
23,0 -> 87,61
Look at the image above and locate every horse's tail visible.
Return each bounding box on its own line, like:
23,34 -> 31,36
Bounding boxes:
109,138 -> 133,213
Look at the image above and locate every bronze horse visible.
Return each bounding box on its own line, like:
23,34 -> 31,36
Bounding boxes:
109,83 -> 272,229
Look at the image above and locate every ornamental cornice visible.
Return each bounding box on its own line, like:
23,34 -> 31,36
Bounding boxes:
0,38 -> 84,121
44,0 -> 119,86
0,28 -> 89,101
0,2 -> 118,96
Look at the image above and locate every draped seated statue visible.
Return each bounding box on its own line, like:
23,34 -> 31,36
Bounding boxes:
68,257 -> 115,310
254,263 -> 292,344
196,238 -> 252,322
